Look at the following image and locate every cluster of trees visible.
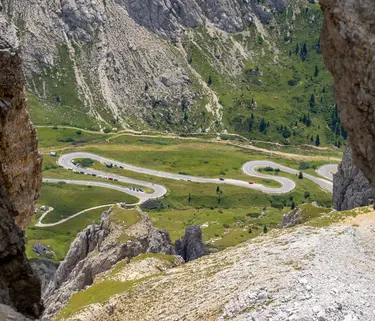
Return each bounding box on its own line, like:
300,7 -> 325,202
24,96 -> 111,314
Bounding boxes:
259,117 -> 270,133
300,113 -> 312,127
276,125 -> 292,138
306,134 -> 320,146
330,105 -> 347,139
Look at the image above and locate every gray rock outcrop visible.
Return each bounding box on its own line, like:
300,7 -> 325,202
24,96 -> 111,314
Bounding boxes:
175,225 -> 205,262
43,206 -> 174,319
320,0 -> 375,195
282,207 -> 303,228
0,15 -> 43,319
333,144 -> 372,211
29,258 -> 58,294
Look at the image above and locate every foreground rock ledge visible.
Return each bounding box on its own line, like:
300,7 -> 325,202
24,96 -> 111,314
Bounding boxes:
66,210 -> 375,321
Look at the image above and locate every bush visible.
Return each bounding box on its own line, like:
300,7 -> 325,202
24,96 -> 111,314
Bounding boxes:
103,128 -> 112,133
141,199 -> 162,210
299,162 -> 317,170
223,223 -> 230,228
76,130 -> 82,135
78,158 -> 94,168
304,191 -> 311,199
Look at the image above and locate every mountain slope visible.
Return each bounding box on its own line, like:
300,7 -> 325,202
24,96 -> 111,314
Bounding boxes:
55,208 -> 375,321
2,0 -> 344,145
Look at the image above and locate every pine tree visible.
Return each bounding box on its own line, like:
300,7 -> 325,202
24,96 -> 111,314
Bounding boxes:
306,114 -> 312,127
314,65 -> 319,77
309,94 -> 316,112
300,43 -> 308,61
216,186 -> 220,193
291,201 -> 295,209
315,134 -> 320,146
188,193 -> 192,203
259,118 -> 267,132
295,43 -> 299,55
298,172 -> 304,179
263,225 -> 268,233
208,75 -> 212,86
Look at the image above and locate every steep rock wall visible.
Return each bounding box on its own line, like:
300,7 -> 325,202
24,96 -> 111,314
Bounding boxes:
320,0 -> 375,194
0,14 -> 42,228
333,144 -> 372,211
0,16 -> 42,318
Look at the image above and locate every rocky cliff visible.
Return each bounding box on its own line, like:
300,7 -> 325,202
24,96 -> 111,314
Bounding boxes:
0,15 -> 42,319
320,0 -> 375,194
333,144 -> 372,211
43,205 -> 175,319
0,14 -> 42,228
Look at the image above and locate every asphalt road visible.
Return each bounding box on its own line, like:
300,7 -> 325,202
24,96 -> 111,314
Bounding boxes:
39,152 -> 337,226
56,152 -> 335,193
316,164 -> 338,181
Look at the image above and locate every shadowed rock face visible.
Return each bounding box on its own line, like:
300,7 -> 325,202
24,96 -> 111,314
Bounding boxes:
0,16 -> 43,318
0,16 -> 42,228
320,0 -> 375,194
333,144 -> 372,211
175,225 -> 205,262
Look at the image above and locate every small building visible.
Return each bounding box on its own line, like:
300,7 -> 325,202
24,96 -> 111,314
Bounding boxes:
50,152 -> 57,157
33,242 -> 47,255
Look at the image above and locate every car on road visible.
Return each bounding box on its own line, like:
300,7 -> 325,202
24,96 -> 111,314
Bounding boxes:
119,166 -> 124,169
108,177 -> 114,181
58,181 -> 66,184
68,168 -> 73,171
188,179 -> 192,182
219,178 -> 225,181
139,188 -> 144,192
249,181 -> 254,184
114,178 -> 118,181
92,174 -> 97,177
80,171 -> 85,174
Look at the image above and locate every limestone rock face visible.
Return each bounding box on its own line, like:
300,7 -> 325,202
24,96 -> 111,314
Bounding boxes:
0,16 -> 42,228
3,0 -> 289,132
43,207 -> 174,319
320,0 -> 375,194
0,15 -> 43,318
175,225 -> 205,262
333,144 -> 372,211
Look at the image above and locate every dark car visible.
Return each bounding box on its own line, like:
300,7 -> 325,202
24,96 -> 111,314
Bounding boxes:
219,178 -> 225,181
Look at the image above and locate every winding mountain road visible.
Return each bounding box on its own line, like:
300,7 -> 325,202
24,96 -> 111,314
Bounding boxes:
40,152 -> 338,226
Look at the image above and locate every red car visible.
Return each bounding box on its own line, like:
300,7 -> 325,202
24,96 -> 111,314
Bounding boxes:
108,177 -> 114,181
249,181 -> 254,184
